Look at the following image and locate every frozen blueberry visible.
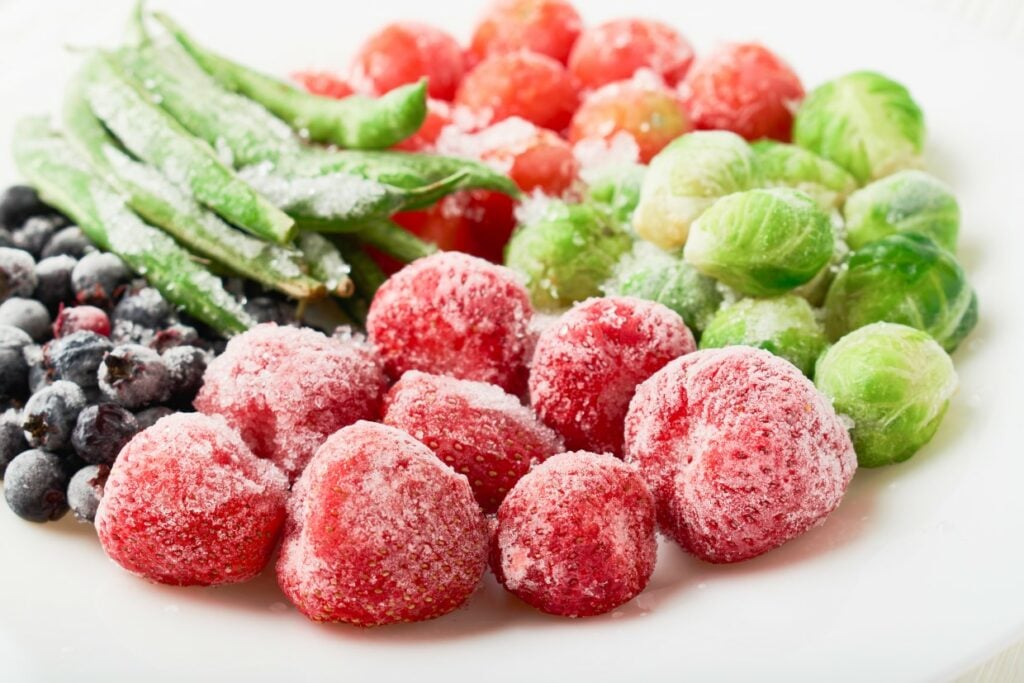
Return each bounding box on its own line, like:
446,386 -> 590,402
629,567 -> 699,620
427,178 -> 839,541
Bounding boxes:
34,255 -> 77,312
23,344 -> 50,395
3,448 -> 69,522
98,345 -> 171,408
22,380 -> 87,451
133,405 -> 175,430
71,404 -> 139,466
0,298 -> 51,341
244,296 -> 294,324
0,228 -> 14,249
41,226 -> 92,260
71,252 -> 129,306
163,345 -> 208,401
45,331 -> 113,389
12,216 -> 61,258
112,287 -> 172,329
53,305 -> 110,338
0,412 -> 28,478
149,323 -> 199,353
0,247 -> 37,302
0,186 -> 49,230
67,464 -> 109,523
0,325 -> 32,400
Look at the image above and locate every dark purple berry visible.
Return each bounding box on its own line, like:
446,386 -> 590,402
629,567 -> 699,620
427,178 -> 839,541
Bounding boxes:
34,255 -> 77,312
71,252 -> 129,306
149,324 -> 199,353
0,247 -> 37,302
0,325 -> 32,400
3,449 -> 68,522
12,216 -> 61,258
98,345 -> 170,408
23,344 -> 50,395
0,411 -> 28,478
163,345 -> 208,401
67,464 -> 109,523
41,226 -> 92,260
113,287 -> 172,329
133,405 -> 175,430
0,297 -> 50,341
0,186 -> 50,230
22,380 -> 87,451
71,404 -> 139,465
45,330 -> 112,389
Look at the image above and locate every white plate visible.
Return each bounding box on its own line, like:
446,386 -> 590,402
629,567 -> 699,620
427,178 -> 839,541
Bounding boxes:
1,1 -> 1023,681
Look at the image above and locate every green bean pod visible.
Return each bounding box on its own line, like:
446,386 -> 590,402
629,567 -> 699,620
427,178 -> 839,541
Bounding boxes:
354,219 -> 437,263
296,232 -> 354,297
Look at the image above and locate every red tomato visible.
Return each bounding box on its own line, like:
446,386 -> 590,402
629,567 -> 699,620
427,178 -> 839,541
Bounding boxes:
469,0 -> 583,65
501,131 -> 578,194
291,71 -> 354,99
679,43 -> 804,142
568,18 -> 695,91
393,191 -> 517,264
350,22 -> 466,100
393,99 -> 454,151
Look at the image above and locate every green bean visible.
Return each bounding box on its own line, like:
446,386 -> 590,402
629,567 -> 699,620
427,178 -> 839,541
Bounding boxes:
332,237 -> 387,298
354,219 -> 436,263
154,11 -> 427,150
296,232 -> 354,297
12,117 -> 253,336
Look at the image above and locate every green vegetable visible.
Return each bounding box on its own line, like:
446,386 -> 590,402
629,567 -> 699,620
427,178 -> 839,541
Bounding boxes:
154,11 -> 427,150
824,233 -> 978,352
752,140 -> 857,210
815,322 -> 957,467
684,188 -> 834,297
604,242 -> 723,335
584,163 -> 647,224
505,201 -> 632,311
296,232 -> 353,297
354,219 -> 437,263
332,237 -> 387,299
633,131 -> 757,250
12,117 -> 252,335
699,295 -> 828,376
843,170 -> 959,252
791,214 -> 849,306
793,71 -> 925,184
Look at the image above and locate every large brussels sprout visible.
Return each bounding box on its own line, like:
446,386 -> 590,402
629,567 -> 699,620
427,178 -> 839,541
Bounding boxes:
824,232 -> 977,352
505,201 -> 632,311
843,170 -> 959,252
633,131 -> 757,250
752,140 -> 858,210
604,241 -> 723,335
815,322 -> 957,467
684,188 -> 833,297
792,212 -> 850,306
793,71 -> 925,184
699,295 -> 828,377
584,163 -> 647,224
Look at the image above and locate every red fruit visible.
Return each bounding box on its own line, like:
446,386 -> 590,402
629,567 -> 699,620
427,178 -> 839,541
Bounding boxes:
291,70 -> 354,99
568,18 -> 695,91
382,370 -> 563,513
393,98 -> 453,151
469,0 -> 583,65
569,77 -> 692,163
624,347 -> 857,564
277,421 -> 488,625
367,252 -> 533,395
52,304 -> 110,338
95,413 -> 288,586
350,21 -> 465,100
455,51 -> 579,131
393,190 -> 518,264
492,451 -> 657,617
530,296 -> 695,457
193,323 -> 387,481
679,42 -> 804,142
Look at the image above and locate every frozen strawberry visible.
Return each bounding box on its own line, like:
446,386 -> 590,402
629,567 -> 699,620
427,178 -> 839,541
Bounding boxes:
95,413 -> 288,586
624,347 -> 857,564
350,22 -> 465,100
469,0 -> 583,65
291,70 -> 355,99
277,421 -> 488,625
455,51 -> 579,131
194,323 -> 386,481
492,451 -> 657,617
679,42 -> 804,142
568,18 -> 695,91
382,371 -> 563,513
367,252 -> 533,395
393,98 -> 453,151
529,296 -> 695,457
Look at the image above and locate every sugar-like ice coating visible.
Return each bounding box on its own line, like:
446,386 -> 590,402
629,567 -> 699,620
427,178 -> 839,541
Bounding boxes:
277,421 -> 489,626
624,346 -> 856,563
367,252 -> 534,395
382,371 -> 563,513
95,413 -> 288,586
529,296 -> 696,457
194,323 -> 387,480
492,451 -> 657,617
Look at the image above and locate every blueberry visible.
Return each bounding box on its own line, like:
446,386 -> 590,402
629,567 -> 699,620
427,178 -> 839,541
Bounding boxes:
113,287 -> 172,329
12,216 -> 61,258
40,226 -> 92,260
67,464 -> 108,523
133,405 -> 175,430
23,344 -> 50,395
110,319 -> 156,347
0,247 -> 37,302
0,186 -> 49,230
45,331 -> 112,388
163,345 -> 208,401
3,448 -> 68,522
150,323 -> 199,353
22,380 -> 87,451
71,252 -> 129,306
0,325 -> 32,401
71,403 -> 139,465
244,296 -> 294,324
34,255 -> 77,312
0,228 -> 14,249
0,411 -> 28,478
98,345 -> 171,408
0,297 -> 50,342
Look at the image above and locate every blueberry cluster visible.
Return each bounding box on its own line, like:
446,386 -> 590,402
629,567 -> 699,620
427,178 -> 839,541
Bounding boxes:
0,186 -> 217,524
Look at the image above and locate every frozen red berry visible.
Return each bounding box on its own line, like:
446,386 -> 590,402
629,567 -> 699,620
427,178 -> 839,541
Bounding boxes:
291,70 -> 355,99
367,252 -> 533,395
679,42 -> 804,142
194,323 -> 387,480
52,304 -> 110,338
455,51 -> 579,131
530,296 -> 695,457
393,98 -> 453,151
624,347 -> 857,564
277,421 -> 488,625
394,190 -> 518,264
350,21 -> 465,100
95,413 -> 288,586
492,451 -> 657,617
568,18 -> 695,91
469,0 -> 583,65
383,370 -> 563,513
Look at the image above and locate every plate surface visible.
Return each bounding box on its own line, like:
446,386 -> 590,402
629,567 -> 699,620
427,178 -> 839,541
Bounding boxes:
1,1 -> 1023,681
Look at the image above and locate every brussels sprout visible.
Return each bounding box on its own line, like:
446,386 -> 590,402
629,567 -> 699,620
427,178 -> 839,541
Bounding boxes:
791,211 -> 850,306
584,163 -> 647,224
815,322 -> 957,467
752,140 -> 858,210
824,233 -> 977,352
633,131 -> 758,250
843,170 -> 959,252
505,201 -> 632,311
793,71 -> 925,184
699,295 -> 828,376
684,188 -> 833,297
604,241 -> 723,335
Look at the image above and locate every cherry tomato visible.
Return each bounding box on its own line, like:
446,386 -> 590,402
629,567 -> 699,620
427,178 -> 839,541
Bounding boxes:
393,191 -> 517,265
291,71 -> 354,99
350,22 -> 465,100
568,18 -> 695,91
469,0 -> 583,65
